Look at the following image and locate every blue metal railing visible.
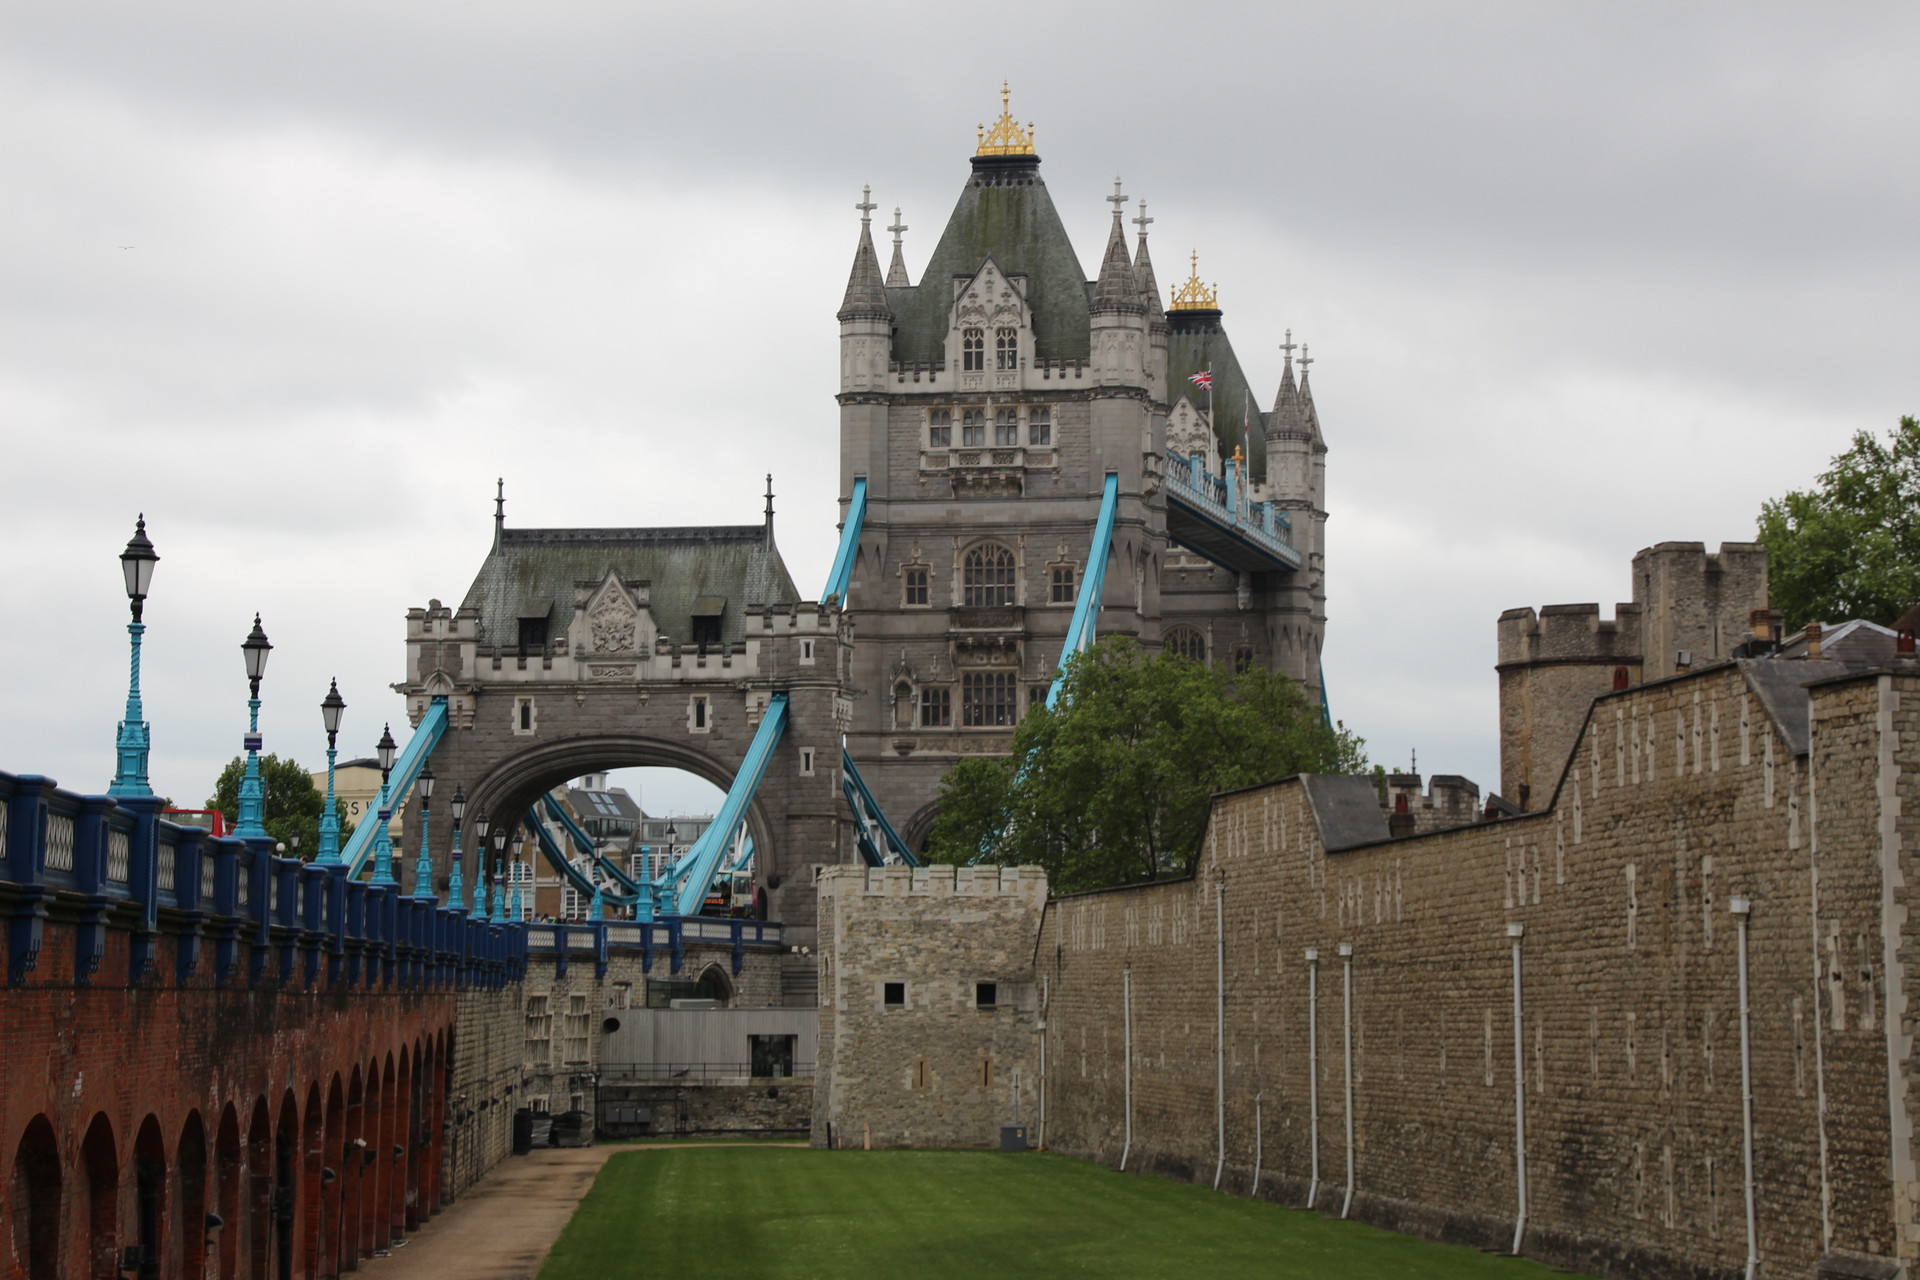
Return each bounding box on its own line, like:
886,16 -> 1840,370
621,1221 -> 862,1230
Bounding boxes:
1162,449 -> 1301,568
341,697 -> 450,878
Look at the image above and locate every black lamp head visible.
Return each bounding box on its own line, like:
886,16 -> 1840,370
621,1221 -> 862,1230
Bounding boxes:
320,679 -> 346,737
241,614 -> 272,684
120,514 -> 159,604
417,764 -> 435,803
473,810 -> 490,843
450,785 -> 467,824
376,724 -> 398,773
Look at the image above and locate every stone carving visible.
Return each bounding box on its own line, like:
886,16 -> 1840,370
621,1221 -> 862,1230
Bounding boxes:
588,592 -> 637,653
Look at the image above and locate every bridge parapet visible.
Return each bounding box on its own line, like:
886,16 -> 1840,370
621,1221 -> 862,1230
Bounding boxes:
0,767 -> 528,990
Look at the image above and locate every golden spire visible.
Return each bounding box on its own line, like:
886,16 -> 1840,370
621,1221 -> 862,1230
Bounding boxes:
1168,249 -> 1218,311
976,81 -> 1036,156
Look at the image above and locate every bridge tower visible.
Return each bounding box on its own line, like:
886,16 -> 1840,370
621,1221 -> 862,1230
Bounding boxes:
836,90 -> 1331,848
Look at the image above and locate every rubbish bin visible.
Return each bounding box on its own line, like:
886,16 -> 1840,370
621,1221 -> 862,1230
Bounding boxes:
512,1108 -> 534,1155
998,1125 -> 1029,1152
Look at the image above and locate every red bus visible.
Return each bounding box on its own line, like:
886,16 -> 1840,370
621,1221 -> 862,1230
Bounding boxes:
162,809 -> 228,837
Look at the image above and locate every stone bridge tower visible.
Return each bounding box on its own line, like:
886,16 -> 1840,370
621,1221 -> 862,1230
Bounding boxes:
836,89 -> 1331,848
393,489 -> 851,940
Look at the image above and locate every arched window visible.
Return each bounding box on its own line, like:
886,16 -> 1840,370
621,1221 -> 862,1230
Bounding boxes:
995,327 -> 1018,370
963,328 -> 985,371
1163,626 -> 1206,662
12,1116 -> 61,1280
963,544 -> 1017,608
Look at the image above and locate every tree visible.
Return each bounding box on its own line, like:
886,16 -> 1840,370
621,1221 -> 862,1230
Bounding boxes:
924,637 -> 1367,892
206,754 -> 334,854
1758,415 -> 1920,631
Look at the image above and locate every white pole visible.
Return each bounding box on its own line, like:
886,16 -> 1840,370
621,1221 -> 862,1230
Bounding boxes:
1733,896 -> 1758,1280
1508,923 -> 1528,1254
1251,1092 -> 1263,1197
1214,880 -> 1227,1190
1121,966 -> 1133,1172
1038,975 -> 1049,1151
1306,948 -> 1320,1209
1339,941 -> 1355,1219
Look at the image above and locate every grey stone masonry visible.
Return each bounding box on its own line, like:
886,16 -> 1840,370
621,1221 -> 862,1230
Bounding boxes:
811,864 -> 1048,1149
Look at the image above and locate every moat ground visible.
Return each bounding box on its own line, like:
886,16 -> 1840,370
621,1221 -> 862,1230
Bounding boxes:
538,1147 -> 1594,1279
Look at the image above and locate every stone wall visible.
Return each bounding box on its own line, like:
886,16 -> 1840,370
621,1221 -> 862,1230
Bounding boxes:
810,662 -> 1917,1279
812,864 -> 1048,1150
599,1080 -> 813,1139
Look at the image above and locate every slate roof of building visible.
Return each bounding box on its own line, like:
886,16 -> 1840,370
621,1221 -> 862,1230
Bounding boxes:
887,157 -> 1092,367
567,785 -> 644,824
458,526 -> 799,649
1300,774 -> 1392,851
1774,619 -> 1900,664
1168,321 -> 1269,482
1740,658 -> 1864,756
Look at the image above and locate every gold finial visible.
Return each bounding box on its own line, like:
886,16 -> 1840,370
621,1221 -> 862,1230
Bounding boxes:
1233,444 -> 1245,466
1168,248 -> 1219,310
976,81 -> 1037,157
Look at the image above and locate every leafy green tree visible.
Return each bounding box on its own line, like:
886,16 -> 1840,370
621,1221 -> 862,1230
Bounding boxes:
207,753 -> 334,854
924,637 -> 1367,892
1758,415 -> 1920,630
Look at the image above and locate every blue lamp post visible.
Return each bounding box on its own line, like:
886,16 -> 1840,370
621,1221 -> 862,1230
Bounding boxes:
234,616 -> 273,839
370,724 -> 398,883
471,812 -> 492,917
411,765 -> 436,901
447,786 -> 467,911
109,516 -> 160,796
489,827 -> 507,921
317,680 -> 346,863
509,829 -> 526,922
589,858 -> 605,922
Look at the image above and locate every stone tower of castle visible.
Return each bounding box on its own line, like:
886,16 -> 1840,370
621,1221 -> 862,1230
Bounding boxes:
835,90 -> 1329,847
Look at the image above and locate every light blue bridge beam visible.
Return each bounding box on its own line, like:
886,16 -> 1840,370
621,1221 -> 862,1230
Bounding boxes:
842,747 -> 919,867
522,811 -> 640,910
821,476 -> 867,605
540,792 -> 647,896
669,692 -> 787,918
342,697 -> 449,879
1045,472 -> 1120,710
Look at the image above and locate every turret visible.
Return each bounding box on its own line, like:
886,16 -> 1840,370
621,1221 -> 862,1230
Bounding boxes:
1131,200 -> 1170,400
1089,178 -> 1148,388
838,185 -> 892,395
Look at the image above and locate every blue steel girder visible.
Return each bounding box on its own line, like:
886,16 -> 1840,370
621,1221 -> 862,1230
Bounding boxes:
540,793 -> 647,896
821,477 -> 867,605
842,748 -> 919,867
523,811 -> 641,910
669,693 -> 788,918
341,697 -> 450,879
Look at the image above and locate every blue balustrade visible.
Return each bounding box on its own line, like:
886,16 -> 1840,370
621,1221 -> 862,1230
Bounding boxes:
0,767 -> 529,991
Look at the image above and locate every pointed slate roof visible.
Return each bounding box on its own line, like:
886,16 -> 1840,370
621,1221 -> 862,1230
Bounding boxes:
885,240 -> 911,288
1269,355 -> 1309,435
1133,233 -> 1166,324
887,155 -> 1091,365
1090,212 -> 1141,311
838,222 -> 891,322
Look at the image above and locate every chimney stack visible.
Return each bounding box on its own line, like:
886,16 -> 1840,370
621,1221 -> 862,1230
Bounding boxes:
1806,623 -> 1823,660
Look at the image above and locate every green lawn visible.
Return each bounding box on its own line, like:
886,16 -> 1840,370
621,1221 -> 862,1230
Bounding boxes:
539,1147 -> 1588,1280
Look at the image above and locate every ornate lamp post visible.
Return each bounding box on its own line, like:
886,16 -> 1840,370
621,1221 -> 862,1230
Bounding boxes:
471,812 -> 491,917
234,616 -> 273,839
589,859 -> 605,922
317,680 -> 346,863
509,830 -> 526,922
411,765 -> 436,901
370,724 -> 399,883
110,516 -> 160,797
447,786 -> 467,910
489,828 -> 508,921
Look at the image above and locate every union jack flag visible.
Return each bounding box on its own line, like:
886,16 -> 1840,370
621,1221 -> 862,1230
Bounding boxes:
1188,370 -> 1213,389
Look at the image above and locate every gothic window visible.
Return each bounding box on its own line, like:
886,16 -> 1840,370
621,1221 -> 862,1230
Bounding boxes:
928,408 -> 952,448
994,408 -> 1018,447
1233,646 -> 1256,674
1029,406 -> 1051,445
962,670 -> 1017,726
961,408 -> 986,447
1050,564 -> 1075,604
903,565 -> 929,606
920,687 -> 951,727
995,327 -> 1018,370
963,328 -> 985,372
963,543 -> 1016,607
1163,626 -> 1206,663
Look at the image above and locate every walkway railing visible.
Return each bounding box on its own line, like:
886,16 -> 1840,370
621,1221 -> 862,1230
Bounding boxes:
2,767 -> 526,990
521,915 -> 784,980
1163,451 -> 1301,568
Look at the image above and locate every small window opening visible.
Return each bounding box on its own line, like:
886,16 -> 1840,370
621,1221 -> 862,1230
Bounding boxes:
904,566 -> 929,607
913,1057 -> 930,1089
976,982 -> 997,1008
517,617 -> 548,653
928,409 -> 952,448
691,615 -> 722,646
801,638 -> 816,663
995,327 -> 1018,370
800,748 -> 816,777
961,408 -> 986,447
980,1057 -> 995,1087
883,981 -> 905,1007
692,696 -> 709,730
994,407 -> 1018,446
920,687 -> 951,727
1050,564 -> 1075,604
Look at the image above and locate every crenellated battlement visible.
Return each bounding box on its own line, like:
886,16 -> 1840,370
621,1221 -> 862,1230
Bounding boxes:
1496,602 -> 1645,667
819,863 -> 1046,904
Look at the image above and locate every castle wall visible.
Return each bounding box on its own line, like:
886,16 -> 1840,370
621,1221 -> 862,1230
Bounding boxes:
812,865 -> 1047,1150
816,664 -> 1917,1280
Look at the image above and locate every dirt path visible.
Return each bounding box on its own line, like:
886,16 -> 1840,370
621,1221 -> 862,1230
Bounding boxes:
358,1143 -> 803,1280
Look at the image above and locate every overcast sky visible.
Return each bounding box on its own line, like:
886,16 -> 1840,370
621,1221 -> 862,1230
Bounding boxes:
2,2 -> 1913,819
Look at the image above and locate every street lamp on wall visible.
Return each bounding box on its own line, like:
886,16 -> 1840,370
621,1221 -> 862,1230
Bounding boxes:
472,812 -> 491,917
448,785 -> 467,911
371,724 -> 398,883
317,680 -> 346,863
509,829 -> 526,922
109,516 -> 160,797
234,615 -> 273,840
412,765 -> 437,902
490,827 -> 508,922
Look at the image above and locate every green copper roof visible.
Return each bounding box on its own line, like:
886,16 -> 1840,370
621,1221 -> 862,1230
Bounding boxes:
889,159 -> 1092,366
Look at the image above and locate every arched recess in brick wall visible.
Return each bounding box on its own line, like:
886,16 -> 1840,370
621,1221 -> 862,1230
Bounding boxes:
273,1090 -> 300,1280
424,1033 -> 444,1215
391,1049 -> 411,1242
299,1082 -> 323,1277
362,1059 -> 383,1261
81,1114 -> 117,1280
246,1099 -> 271,1280
405,1039 -> 425,1231
322,1076 -> 345,1279
345,1067 -> 366,1268
10,1114 -> 61,1280
694,963 -> 735,1006
375,1053 -> 395,1256
132,1115 -> 167,1280
214,1105 -> 240,1280
176,1110 -> 208,1280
